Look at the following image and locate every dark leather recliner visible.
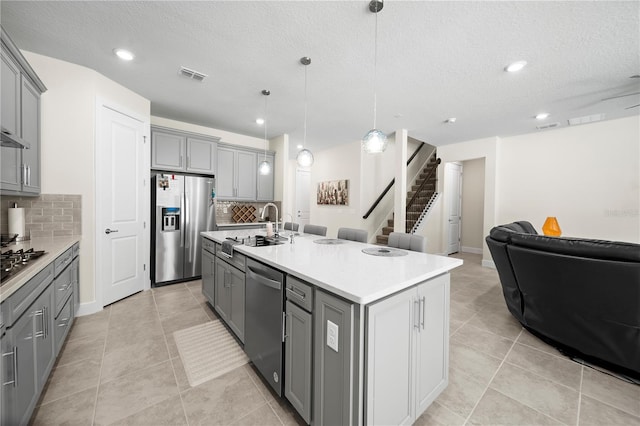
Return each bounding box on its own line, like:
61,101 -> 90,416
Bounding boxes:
486,221 -> 640,379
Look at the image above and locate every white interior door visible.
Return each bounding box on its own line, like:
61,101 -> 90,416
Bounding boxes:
295,169 -> 311,226
98,104 -> 146,306
446,163 -> 462,254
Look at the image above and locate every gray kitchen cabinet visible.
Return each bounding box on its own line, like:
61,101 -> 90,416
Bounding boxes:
314,289 -> 355,426
151,127 -> 218,175
216,145 -> 260,201
256,152 -> 275,201
7,306 -> 36,426
1,329 -> 12,426
20,76 -> 40,194
1,27 -> 46,196
214,256 -> 245,342
201,246 -> 215,305
33,284 -> 55,390
285,300 -> 313,424
365,273 -> 449,425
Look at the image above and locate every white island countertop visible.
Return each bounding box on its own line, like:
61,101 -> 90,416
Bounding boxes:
201,230 -> 462,305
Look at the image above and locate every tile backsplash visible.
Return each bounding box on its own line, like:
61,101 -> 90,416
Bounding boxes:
0,194 -> 82,239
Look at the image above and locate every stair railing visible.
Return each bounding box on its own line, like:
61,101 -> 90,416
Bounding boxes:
406,158 -> 441,211
362,143 -> 425,219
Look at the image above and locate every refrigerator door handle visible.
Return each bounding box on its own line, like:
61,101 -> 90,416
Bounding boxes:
185,192 -> 191,261
180,193 -> 185,248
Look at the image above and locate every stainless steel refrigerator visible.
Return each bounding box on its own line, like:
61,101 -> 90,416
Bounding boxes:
152,173 -> 216,286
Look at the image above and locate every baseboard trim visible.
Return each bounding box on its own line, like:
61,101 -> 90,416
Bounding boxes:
76,300 -> 102,317
461,246 -> 483,254
482,259 -> 496,269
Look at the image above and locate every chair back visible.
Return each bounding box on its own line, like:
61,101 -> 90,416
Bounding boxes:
388,232 -> 427,253
303,224 -> 327,236
284,222 -> 299,232
337,227 -> 368,243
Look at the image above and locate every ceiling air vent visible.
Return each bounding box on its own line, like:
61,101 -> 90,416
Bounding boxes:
568,113 -> 605,126
536,122 -> 560,130
179,66 -> 208,82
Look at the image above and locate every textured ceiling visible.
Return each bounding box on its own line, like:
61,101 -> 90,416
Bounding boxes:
1,1 -> 639,158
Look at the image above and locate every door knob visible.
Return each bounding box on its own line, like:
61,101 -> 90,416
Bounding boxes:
105,228 -> 119,234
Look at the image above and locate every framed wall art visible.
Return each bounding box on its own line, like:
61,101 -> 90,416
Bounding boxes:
317,179 -> 349,205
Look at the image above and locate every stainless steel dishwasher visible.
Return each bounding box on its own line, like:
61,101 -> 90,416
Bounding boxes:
245,258 -> 285,396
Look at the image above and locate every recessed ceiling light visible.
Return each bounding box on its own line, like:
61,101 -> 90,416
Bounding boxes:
256,118 -> 265,125
535,113 -> 550,120
114,48 -> 134,61
296,144 -> 303,149
505,61 -> 527,73
445,117 -> 457,123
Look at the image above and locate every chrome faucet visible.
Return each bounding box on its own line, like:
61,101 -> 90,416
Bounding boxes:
261,203 -> 279,235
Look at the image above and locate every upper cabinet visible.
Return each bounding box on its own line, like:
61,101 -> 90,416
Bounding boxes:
216,146 -> 257,201
151,126 -> 219,175
0,27 -> 46,196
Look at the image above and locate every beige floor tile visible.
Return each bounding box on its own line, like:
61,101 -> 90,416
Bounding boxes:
450,300 -> 479,323
579,394 -> 640,426
55,335 -> 106,368
171,355 -> 191,393
516,328 -> 565,356
108,297 -> 159,331
104,316 -> 164,354
41,358 -> 101,404
202,301 -> 220,321
468,307 -> 523,340
231,402 -> 283,425
32,386 -> 97,426
66,309 -> 110,342
94,360 -> 179,425
267,397 -> 308,426
161,306 -> 211,358
243,363 -> 278,403
434,368 -> 488,418
581,368 -> 640,417
468,388 -> 563,425
108,394 -> 188,426
505,343 -> 583,390
451,322 -> 515,360
414,400 -> 466,426
152,282 -> 188,295
490,362 -> 579,425
181,367 -> 267,425
449,341 -> 503,384
154,287 -> 203,318
100,337 -> 170,382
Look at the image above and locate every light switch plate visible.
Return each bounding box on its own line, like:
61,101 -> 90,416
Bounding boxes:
327,320 -> 339,352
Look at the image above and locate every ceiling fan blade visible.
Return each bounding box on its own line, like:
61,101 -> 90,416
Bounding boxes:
625,104 -> 640,109
602,91 -> 640,101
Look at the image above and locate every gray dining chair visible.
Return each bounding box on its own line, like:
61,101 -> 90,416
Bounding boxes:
387,232 -> 427,253
337,227 -> 368,243
283,222 -> 299,232
303,224 -> 327,236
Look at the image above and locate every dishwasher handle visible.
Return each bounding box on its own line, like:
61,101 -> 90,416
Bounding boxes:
246,266 -> 282,290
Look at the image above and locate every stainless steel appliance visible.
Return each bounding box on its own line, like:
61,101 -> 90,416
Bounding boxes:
152,174 -> 216,286
245,257 -> 285,396
1,248 -> 47,283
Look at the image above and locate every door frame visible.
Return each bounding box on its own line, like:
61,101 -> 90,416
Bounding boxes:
443,162 -> 463,255
94,97 -> 150,309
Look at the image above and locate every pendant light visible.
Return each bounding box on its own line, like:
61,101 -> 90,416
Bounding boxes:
362,0 -> 388,154
258,89 -> 272,175
296,57 -> 314,167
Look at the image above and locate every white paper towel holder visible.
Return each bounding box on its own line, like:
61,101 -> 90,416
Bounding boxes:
8,203 -> 29,242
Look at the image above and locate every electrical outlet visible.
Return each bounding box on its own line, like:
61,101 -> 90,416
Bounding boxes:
223,207 -> 228,213
327,320 -> 339,352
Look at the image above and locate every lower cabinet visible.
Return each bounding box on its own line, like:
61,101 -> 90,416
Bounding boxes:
365,273 -> 450,425
214,256 -> 245,342
201,248 -> 215,305
284,300 -> 313,424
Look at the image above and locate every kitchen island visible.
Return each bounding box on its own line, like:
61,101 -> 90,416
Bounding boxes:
201,230 -> 462,425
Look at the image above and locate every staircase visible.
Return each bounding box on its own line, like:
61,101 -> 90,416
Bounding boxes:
376,152 -> 439,245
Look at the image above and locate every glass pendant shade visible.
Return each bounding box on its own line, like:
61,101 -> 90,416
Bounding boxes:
542,216 -> 562,237
296,148 -> 314,167
362,129 -> 388,154
258,159 -> 271,175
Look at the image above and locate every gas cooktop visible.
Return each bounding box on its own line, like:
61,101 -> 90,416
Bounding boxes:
1,248 -> 47,284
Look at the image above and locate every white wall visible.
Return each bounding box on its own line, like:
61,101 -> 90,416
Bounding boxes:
461,158 -> 485,253
495,116 -> 639,242
23,51 -> 151,308
151,116 -> 264,150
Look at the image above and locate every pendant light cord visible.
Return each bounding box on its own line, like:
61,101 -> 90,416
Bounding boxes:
303,64 -> 308,149
263,93 -> 268,161
373,5 -> 379,129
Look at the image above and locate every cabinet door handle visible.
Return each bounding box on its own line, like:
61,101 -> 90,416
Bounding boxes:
420,296 -> 425,330
27,166 -> 31,186
22,163 -> 27,185
286,287 -> 306,301
282,311 -> 288,342
414,299 -> 420,330
34,308 -> 45,338
2,347 -> 17,387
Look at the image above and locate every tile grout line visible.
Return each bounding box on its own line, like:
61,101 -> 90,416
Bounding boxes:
91,306 -> 112,426
241,367 -> 286,426
576,365 -> 584,425
152,287 -> 193,426
462,328 -> 523,426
